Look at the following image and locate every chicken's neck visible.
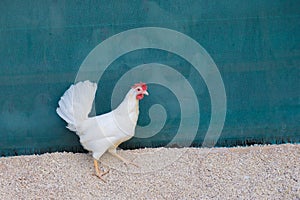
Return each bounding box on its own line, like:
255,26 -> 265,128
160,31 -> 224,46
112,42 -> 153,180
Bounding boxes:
113,89 -> 140,124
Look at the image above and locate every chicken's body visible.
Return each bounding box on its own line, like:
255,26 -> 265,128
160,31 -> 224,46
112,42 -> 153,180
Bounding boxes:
78,89 -> 139,160
56,80 -> 148,181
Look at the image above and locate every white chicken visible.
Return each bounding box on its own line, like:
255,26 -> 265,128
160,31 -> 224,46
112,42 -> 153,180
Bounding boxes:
56,80 -> 148,181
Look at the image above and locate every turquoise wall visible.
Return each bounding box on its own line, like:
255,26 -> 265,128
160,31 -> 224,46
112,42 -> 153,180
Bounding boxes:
0,0 -> 299,156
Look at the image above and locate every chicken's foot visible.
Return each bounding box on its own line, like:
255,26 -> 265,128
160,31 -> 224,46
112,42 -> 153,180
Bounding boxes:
93,159 -> 109,182
108,149 -> 139,168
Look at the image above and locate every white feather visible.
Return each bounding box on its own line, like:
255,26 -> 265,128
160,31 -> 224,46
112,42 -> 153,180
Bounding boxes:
56,80 -> 97,131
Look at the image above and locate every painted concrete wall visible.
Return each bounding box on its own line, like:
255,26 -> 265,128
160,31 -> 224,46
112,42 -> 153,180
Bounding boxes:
0,0 -> 299,156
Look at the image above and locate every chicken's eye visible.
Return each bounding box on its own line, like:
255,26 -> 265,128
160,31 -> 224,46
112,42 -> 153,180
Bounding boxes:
137,88 -> 141,91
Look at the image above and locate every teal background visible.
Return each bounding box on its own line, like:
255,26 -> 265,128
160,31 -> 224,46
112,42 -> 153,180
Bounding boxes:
0,0 -> 299,156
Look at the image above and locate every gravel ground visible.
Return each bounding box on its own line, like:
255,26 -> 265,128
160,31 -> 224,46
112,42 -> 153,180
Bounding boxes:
0,144 -> 299,200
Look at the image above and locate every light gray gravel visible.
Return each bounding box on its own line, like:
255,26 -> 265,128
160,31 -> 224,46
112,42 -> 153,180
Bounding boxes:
0,144 -> 299,199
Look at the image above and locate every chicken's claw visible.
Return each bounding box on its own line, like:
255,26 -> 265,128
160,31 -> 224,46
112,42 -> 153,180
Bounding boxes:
108,149 -> 139,168
93,159 -> 109,182
93,169 -> 110,183
124,160 -> 139,168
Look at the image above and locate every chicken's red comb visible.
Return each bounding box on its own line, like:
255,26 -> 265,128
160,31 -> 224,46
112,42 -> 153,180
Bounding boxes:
132,82 -> 147,91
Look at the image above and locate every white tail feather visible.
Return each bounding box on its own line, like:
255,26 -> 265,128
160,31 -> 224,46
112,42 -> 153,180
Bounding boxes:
56,80 -> 97,132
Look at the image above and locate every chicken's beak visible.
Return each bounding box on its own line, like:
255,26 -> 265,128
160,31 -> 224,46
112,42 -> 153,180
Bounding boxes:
143,91 -> 149,95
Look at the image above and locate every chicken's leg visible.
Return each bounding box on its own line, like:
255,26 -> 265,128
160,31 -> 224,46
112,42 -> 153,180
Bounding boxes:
93,159 -> 109,182
108,148 -> 139,167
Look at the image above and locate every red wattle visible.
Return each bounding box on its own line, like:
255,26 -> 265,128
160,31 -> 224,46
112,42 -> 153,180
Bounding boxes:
136,94 -> 144,100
